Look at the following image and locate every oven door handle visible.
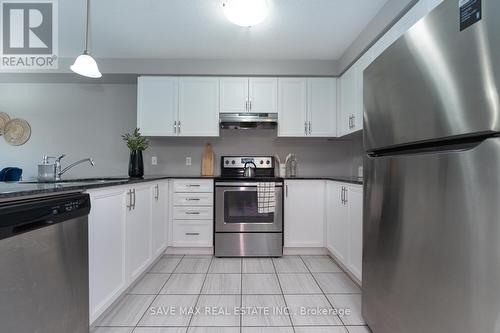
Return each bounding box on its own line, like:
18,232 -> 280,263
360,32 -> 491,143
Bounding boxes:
215,182 -> 283,187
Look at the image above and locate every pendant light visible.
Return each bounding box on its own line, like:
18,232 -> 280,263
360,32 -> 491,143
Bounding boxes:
223,0 -> 269,27
71,0 -> 102,78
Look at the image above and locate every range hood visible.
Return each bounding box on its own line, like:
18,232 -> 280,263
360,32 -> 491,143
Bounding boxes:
220,113 -> 278,130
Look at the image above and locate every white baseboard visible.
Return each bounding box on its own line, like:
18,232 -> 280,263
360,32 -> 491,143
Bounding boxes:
165,247 -> 214,255
326,248 -> 362,287
283,247 -> 328,255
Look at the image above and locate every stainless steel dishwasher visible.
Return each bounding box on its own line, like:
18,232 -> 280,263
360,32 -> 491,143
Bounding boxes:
0,192 -> 91,333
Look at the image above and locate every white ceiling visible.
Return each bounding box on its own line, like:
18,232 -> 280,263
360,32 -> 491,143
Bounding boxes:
59,0 -> 389,60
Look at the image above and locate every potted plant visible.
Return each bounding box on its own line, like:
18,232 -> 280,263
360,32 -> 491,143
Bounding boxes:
122,128 -> 149,178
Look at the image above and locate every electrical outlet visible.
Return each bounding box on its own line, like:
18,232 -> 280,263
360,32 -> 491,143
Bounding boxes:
151,156 -> 158,165
186,157 -> 192,166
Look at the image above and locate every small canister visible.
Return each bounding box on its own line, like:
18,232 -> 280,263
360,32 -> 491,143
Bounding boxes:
38,156 -> 56,182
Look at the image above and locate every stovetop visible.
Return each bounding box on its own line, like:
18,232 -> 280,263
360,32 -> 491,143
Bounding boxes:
220,156 -> 276,179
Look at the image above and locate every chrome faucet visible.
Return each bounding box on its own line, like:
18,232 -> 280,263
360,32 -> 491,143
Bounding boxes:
55,155 -> 95,181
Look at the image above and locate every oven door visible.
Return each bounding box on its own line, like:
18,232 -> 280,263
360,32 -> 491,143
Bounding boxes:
215,182 -> 283,233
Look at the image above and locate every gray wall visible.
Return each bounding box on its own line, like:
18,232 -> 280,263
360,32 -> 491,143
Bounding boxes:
0,82 -> 363,181
338,0 -> 417,72
144,129 -> 358,177
0,83 -> 137,180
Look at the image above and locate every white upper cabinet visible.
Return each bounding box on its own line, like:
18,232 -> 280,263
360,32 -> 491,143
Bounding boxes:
278,78 -> 308,137
178,77 -> 220,137
137,77 -> 178,136
248,78 -> 278,113
219,77 -> 248,113
220,77 -> 278,113
307,78 -> 337,137
338,66 -> 356,137
278,78 -> 337,137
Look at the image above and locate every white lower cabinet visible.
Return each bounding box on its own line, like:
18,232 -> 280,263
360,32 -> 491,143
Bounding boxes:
88,181 -> 169,324
326,181 -> 363,282
171,179 -> 214,247
151,182 -> 169,258
284,180 -> 325,247
347,185 -> 363,280
326,182 -> 349,263
88,187 -> 127,323
125,185 -> 153,282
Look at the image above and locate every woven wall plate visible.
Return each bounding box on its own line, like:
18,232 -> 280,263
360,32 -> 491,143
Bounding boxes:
0,112 -> 10,136
4,118 -> 31,146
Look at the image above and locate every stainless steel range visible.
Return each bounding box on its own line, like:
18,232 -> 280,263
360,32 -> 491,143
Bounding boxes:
215,156 -> 283,257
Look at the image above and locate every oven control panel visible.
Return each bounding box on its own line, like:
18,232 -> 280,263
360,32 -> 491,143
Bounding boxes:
222,156 -> 274,169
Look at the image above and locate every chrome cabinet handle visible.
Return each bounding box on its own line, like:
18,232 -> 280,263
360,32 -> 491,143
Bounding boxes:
352,115 -> 355,129
178,121 -> 181,134
174,121 -> 177,134
186,184 -> 201,187
245,100 -> 248,111
304,121 -> 308,135
249,99 -> 252,111
185,232 -> 200,236
127,189 -> 132,211
344,187 -> 348,204
285,184 -> 289,198
340,187 -> 343,204
186,198 -> 200,201
308,121 -> 312,135
132,189 -> 136,210
186,211 -> 200,215
155,184 -> 159,200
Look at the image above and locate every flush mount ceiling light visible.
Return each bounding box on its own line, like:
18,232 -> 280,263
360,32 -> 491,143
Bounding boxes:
71,0 -> 102,78
223,0 -> 269,27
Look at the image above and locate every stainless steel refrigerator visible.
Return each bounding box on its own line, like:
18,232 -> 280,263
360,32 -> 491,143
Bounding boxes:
363,0 -> 500,332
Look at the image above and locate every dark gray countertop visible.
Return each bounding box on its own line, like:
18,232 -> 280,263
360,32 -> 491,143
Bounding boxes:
0,175 -> 361,201
283,176 -> 364,185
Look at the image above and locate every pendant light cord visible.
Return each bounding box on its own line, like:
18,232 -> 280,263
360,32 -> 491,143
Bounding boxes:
84,0 -> 90,53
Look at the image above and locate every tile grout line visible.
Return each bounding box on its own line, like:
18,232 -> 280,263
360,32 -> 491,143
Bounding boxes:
272,257 -> 297,333
299,255 -> 347,329
132,255 -> 185,332
186,255 -> 214,328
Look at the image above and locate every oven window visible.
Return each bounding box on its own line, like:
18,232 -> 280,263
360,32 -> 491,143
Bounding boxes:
224,190 -> 274,223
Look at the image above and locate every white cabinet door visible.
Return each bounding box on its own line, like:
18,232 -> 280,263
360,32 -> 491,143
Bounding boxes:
125,185 -> 153,283
338,67 -> 356,137
137,76 -> 178,136
151,182 -> 168,258
248,77 -> 277,113
284,180 -> 325,247
178,77 -> 220,137
278,78 -> 308,137
308,78 -> 337,137
347,185 -> 363,281
88,187 -> 127,323
220,77 -> 248,113
326,182 -> 349,264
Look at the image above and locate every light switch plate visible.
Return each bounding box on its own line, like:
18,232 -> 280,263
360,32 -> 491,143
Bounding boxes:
186,157 -> 192,166
151,156 -> 158,165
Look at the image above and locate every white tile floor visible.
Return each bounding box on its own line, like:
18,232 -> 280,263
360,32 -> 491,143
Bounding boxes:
92,255 -> 371,333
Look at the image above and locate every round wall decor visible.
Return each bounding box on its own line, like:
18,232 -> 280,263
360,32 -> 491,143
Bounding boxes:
0,112 -> 10,136
4,118 -> 31,146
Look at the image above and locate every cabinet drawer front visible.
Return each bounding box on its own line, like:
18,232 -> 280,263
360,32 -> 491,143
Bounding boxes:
173,221 -> 213,247
173,193 -> 213,206
173,206 -> 213,220
173,180 -> 213,193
